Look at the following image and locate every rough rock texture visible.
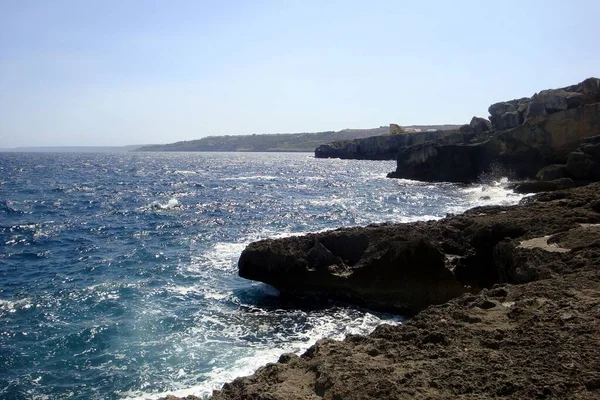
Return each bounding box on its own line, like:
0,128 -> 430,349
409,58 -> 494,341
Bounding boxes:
489,77 -> 600,131
566,136 -> 600,181
512,178 -> 576,194
238,184 -> 600,314
239,229 -> 467,313
388,139 -> 502,183
201,183 -> 600,400
535,164 -> 569,181
512,135 -> 600,194
314,129 -> 454,160
390,123 -> 404,134
212,267 -> 600,400
390,78 -> 600,183
469,116 -> 492,133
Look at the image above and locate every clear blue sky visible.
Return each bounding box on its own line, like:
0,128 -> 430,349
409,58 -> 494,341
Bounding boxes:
1,0 -> 598,147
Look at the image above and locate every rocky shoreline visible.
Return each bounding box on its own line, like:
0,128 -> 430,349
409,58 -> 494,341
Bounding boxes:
314,129 -> 455,160
316,78 -> 600,188
164,183 -> 600,400
389,77 -> 600,184
164,79 -> 600,400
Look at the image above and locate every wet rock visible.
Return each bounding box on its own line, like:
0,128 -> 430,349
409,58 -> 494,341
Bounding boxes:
512,178 -> 575,194
211,201 -> 600,400
535,164 -> 568,181
239,232 -> 467,313
389,139 -> 501,183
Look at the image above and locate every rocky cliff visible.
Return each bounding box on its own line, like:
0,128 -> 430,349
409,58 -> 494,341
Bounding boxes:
389,77 -> 600,183
314,125 -> 461,160
314,129 -> 455,160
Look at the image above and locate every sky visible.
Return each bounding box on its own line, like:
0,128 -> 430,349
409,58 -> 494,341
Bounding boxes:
0,1 -> 598,148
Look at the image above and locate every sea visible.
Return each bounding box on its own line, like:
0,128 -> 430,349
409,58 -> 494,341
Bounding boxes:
0,152 -> 525,400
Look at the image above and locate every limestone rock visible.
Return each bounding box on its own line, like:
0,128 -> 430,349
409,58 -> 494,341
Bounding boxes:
565,76 -> 600,104
389,82 -> 600,183
512,178 -> 575,194
314,129 -> 455,160
524,101 -> 547,125
535,164 -> 568,181
389,123 -> 404,134
206,184 -> 600,400
389,139 -> 502,183
567,151 -> 599,180
238,227 -> 467,313
469,116 -> 492,133
488,102 -> 517,130
498,110 -> 522,130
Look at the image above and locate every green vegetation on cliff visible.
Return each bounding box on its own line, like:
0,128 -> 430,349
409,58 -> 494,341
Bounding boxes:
135,128 -> 388,152
134,125 -> 460,152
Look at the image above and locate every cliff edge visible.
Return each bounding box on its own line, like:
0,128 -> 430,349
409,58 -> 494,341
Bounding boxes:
389,77 -> 600,183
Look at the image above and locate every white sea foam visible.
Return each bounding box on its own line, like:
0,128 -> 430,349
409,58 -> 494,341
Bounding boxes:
128,232 -> 402,400
451,178 -> 525,213
309,197 -> 349,207
0,298 -> 33,313
141,198 -> 183,211
121,310 -> 401,400
222,175 -> 278,181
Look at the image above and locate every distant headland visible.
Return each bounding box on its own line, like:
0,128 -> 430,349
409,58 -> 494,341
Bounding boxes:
134,125 -> 461,153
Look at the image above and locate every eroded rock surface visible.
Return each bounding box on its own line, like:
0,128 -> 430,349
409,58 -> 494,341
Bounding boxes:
389,78 -> 600,183
314,129 -> 454,160
213,264 -> 600,400
237,184 -> 600,314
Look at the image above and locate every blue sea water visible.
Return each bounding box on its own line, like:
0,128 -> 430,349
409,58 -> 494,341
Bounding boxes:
0,152 -> 524,399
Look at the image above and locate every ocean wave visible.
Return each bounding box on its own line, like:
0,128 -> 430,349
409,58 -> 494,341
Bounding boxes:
222,175 -> 278,181
141,198 -> 183,212
0,199 -> 25,214
121,308 -> 401,400
0,298 -> 33,313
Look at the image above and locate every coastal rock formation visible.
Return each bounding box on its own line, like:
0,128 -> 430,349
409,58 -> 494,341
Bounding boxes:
204,183 -> 600,400
510,135 -> 600,193
489,77 -> 600,131
314,129 -> 454,160
238,184 -> 600,314
565,135 -> 600,180
239,227 -> 467,313
388,139 -> 502,183
389,123 -> 404,134
469,116 -> 492,133
389,78 -> 600,182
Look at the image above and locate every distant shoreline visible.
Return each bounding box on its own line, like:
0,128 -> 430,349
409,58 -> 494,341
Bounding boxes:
0,145 -> 144,153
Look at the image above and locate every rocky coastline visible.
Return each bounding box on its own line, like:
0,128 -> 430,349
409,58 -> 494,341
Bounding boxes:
165,183 -> 600,400
165,79 -> 600,400
314,129 -> 455,160
315,78 -> 600,188
391,78 -> 600,185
